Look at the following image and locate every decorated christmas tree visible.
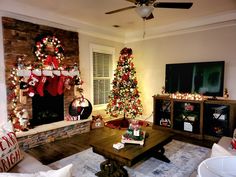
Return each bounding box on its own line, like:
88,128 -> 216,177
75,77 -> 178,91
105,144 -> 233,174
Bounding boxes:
106,47 -> 143,121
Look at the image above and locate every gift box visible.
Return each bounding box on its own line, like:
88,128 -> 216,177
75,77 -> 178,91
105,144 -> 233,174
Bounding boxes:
91,115 -> 104,129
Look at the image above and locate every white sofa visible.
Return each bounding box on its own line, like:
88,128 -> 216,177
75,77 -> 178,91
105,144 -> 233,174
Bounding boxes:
197,136 -> 236,177
2,151 -> 73,177
190,135 -> 236,177
213,136 -> 236,156
10,151 -> 52,173
0,121 -> 73,177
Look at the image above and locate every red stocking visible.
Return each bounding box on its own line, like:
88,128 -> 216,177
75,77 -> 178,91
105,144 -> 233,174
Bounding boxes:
37,76 -> 47,96
46,76 -> 59,96
57,75 -> 66,95
27,73 -> 39,97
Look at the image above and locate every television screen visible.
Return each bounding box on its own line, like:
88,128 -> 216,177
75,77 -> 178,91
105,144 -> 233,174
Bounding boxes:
165,61 -> 225,97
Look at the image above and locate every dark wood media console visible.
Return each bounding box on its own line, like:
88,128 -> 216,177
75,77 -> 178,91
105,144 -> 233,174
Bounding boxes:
153,95 -> 236,140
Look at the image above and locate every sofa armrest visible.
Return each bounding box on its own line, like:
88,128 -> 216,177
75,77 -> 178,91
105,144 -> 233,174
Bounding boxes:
10,151 -> 51,173
211,136 -> 236,157
218,136 -> 236,155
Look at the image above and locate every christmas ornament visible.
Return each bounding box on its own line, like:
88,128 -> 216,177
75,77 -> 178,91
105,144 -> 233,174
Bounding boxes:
69,98 -> 92,120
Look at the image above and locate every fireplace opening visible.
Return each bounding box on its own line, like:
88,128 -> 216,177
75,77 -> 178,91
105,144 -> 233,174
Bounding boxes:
31,91 -> 64,127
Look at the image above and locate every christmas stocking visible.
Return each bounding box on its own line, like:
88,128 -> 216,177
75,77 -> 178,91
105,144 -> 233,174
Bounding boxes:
37,76 -> 47,96
27,73 -> 40,97
46,76 -> 59,96
57,75 -> 66,95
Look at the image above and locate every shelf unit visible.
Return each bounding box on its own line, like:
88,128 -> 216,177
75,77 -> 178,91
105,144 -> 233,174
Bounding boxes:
153,96 -> 172,128
153,95 -> 236,140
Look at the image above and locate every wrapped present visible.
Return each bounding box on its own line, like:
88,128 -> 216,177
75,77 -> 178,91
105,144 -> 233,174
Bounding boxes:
121,119 -> 146,145
91,115 -> 104,129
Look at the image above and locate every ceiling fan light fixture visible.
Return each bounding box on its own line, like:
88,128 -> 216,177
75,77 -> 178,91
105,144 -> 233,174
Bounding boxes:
135,5 -> 154,18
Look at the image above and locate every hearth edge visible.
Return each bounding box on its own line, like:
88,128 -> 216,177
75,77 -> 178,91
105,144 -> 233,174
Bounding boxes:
16,118 -> 92,150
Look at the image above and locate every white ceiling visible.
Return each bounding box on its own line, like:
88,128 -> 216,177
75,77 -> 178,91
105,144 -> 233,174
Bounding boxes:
1,0 -> 236,42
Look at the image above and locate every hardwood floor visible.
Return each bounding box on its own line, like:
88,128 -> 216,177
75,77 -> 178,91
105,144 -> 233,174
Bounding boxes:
26,127 -> 121,165
26,126 -> 215,165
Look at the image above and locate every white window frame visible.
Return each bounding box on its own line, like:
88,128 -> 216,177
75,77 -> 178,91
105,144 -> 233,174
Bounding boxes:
90,44 -> 115,110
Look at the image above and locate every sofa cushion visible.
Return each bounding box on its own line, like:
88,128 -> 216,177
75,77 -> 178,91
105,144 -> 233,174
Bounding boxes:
0,163 -> 73,177
10,151 -> 51,173
211,136 -> 236,157
0,121 -> 23,172
211,143 -> 232,157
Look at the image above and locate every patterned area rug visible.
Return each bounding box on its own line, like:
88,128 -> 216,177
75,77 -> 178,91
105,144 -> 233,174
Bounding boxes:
48,140 -> 210,177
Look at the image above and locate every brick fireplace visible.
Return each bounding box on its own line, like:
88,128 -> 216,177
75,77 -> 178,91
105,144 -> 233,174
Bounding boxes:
3,17 -> 78,124
2,17 -> 91,149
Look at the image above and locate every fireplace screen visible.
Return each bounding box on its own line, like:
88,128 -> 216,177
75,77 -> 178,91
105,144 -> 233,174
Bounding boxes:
31,91 -> 64,126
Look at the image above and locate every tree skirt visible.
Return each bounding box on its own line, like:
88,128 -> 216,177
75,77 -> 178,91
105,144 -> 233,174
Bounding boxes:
105,118 -> 150,129
48,140 -> 210,177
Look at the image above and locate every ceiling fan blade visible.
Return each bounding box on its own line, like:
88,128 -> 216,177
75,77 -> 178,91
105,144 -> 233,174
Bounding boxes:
126,0 -> 157,5
105,6 -> 136,14
125,0 -> 137,3
145,13 -> 154,20
153,2 -> 193,9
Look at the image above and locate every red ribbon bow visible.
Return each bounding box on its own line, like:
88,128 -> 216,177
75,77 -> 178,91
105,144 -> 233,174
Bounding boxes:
44,55 -> 59,69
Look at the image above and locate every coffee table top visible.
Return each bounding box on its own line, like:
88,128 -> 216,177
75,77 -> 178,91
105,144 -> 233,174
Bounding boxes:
90,128 -> 173,166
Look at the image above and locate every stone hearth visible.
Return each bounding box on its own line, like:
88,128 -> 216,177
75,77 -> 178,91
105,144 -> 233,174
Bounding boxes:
17,118 -> 91,150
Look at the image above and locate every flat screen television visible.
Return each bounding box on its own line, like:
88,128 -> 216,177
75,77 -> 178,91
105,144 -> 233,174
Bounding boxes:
165,61 -> 225,97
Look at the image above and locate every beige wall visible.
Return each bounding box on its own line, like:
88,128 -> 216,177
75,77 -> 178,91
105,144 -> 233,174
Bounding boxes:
127,25 -> 236,116
79,34 -> 124,101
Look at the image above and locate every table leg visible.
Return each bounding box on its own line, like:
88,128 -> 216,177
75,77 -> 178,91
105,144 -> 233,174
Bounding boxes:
153,147 -> 170,163
96,159 -> 128,177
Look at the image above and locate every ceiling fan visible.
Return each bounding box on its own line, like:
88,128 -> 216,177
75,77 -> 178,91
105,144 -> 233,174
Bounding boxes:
105,0 -> 193,20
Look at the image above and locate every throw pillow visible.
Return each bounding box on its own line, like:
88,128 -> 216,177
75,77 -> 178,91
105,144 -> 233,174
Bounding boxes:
0,121 -> 24,172
231,129 -> 236,149
211,143 -> 232,157
0,163 -> 73,177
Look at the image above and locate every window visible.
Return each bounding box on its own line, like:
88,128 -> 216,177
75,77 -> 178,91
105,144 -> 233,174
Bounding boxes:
90,44 -> 115,108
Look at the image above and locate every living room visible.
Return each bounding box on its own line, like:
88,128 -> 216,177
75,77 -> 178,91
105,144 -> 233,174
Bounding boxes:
0,0 -> 236,176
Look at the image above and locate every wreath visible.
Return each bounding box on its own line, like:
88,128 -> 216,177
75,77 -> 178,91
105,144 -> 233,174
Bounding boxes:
34,35 -> 64,63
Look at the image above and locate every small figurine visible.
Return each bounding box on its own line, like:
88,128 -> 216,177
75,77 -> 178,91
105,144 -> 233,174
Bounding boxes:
16,55 -> 26,69
160,118 -> 171,127
16,109 -> 30,131
161,86 -> 165,94
224,88 -> 229,99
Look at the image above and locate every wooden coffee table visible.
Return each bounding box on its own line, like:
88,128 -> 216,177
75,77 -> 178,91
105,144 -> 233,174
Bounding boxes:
90,128 -> 173,177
